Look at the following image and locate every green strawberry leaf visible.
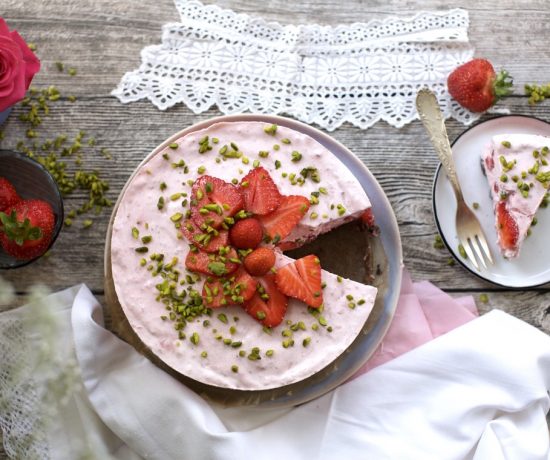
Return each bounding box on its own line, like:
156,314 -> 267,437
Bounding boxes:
0,210 -> 43,245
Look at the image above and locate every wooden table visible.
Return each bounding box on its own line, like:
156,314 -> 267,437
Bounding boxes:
2,0 -> 550,456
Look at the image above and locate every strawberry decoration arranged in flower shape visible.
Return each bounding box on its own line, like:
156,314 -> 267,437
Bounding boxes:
180,167 -> 324,328
275,254 -> 323,308
202,268 -> 256,308
190,175 -> 244,229
240,166 -> 282,215
181,218 -> 229,253
243,274 -> 289,328
258,195 -> 310,243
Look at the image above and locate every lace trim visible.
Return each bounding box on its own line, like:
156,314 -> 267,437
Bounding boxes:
112,1 -> 477,130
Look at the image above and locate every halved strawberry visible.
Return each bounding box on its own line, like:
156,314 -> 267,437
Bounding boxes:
191,176 -> 244,229
185,247 -> 240,277
202,268 -> 256,308
243,274 -> 288,327
259,195 -> 310,243
240,167 -> 282,215
180,219 -> 229,253
496,201 -> 519,251
275,255 -> 323,308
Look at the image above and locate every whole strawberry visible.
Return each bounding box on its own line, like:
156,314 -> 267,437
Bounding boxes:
0,199 -> 55,260
0,177 -> 20,212
447,58 -> 513,112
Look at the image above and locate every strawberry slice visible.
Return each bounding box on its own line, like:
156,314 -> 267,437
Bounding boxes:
496,201 -> 519,251
240,167 -> 282,215
258,195 -> 310,243
202,268 -> 256,308
185,247 -> 240,277
243,274 -> 288,327
180,219 -> 229,253
191,176 -> 244,229
275,255 -> 323,308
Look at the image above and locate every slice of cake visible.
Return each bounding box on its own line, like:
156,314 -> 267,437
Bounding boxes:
110,121 -> 378,391
482,133 -> 550,258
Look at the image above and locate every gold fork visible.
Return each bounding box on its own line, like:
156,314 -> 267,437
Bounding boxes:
415,88 -> 494,271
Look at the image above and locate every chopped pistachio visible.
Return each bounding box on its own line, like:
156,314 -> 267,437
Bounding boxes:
231,365 -> 239,373
479,293 -> 489,304
458,244 -> 467,259
217,313 -> 228,324
433,234 -> 445,250
291,151 -> 302,162
264,124 -> 277,135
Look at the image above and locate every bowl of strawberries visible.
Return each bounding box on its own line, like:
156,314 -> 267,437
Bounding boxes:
0,150 -> 64,268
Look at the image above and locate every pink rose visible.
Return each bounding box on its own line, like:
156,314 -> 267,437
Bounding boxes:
0,18 -> 40,112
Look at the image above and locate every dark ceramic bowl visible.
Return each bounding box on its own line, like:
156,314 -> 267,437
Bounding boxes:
0,150 -> 64,269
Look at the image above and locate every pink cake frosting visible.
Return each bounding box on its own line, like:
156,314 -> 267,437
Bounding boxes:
111,121 -> 378,390
482,133 -> 550,258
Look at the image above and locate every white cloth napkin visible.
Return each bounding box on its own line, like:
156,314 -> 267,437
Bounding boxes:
70,286 -> 550,458
2,284 -> 550,459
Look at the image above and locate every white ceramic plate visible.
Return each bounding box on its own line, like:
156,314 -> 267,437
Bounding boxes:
433,115 -> 550,288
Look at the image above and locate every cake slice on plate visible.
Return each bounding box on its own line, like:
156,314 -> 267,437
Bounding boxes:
482,133 -> 550,258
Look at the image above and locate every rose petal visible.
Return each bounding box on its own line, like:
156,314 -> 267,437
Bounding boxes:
0,19 -> 10,38
9,30 -> 40,88
0,45 -> 20,88
0,79 -> 14,99
0,68 -> 25,112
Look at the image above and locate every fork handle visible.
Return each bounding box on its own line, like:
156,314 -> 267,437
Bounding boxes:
415,89 -> 464,201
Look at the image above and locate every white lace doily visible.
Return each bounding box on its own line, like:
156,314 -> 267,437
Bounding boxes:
112,1 -> 478,131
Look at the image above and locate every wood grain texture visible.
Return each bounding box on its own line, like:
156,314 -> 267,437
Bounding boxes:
2,0 -> 550,457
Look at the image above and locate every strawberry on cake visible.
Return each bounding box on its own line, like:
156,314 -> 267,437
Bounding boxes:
482,133 -> 550,259
110,121 -> 378,391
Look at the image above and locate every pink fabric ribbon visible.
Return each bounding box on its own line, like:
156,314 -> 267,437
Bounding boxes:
353,268 -> 478,377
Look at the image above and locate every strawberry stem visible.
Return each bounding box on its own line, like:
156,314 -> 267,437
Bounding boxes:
494,70 -> 514,99
0,210 -> 43,246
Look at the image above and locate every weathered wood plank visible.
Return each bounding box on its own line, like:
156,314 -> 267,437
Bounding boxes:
2,0 -> 550,456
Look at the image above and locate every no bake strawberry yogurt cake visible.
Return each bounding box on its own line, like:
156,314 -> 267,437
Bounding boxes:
482,133 -> 550,259
111,121 -> 378,391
